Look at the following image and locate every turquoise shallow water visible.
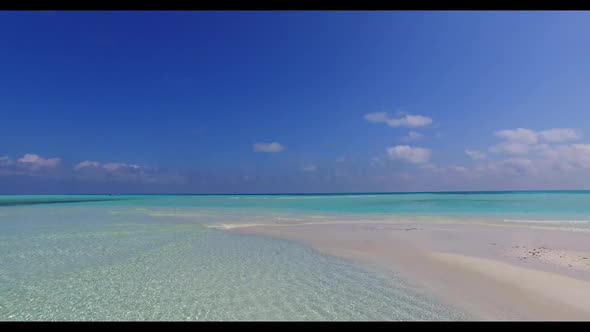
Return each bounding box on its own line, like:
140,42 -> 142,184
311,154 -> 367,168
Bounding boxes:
3,191 -> 590,219
2,192 -> 590,320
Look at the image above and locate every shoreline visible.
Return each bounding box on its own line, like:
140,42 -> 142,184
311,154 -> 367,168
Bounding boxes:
228,220 -> 590,320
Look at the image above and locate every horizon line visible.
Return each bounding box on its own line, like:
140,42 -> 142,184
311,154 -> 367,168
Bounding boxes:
2,189 -> 590,196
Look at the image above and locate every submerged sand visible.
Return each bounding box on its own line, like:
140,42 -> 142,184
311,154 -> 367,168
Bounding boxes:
227,221 -> 590,320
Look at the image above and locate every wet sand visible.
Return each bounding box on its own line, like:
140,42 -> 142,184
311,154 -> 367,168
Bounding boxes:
229,221 -> 590,320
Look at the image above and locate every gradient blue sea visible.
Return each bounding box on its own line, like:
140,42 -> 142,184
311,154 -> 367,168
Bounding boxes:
2,191 -> 590,321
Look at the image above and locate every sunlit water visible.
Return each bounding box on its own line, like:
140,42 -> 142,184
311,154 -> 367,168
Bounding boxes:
3,192 -> 590,320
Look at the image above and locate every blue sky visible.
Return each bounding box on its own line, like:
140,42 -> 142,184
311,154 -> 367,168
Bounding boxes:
1,11 -> 590,193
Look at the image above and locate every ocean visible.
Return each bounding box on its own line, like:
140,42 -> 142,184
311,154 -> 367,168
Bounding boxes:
2,191 -> 590,320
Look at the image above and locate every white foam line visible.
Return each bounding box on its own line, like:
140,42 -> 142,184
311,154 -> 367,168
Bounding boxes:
209,223 -> 267,229
503,219 -> 589,224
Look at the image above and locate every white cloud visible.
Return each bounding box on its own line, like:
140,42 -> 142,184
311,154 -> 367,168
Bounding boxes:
17,154 -> 61,170
103,163 -> 125,172
422,164 -> 468,174
74,160 -> 180,184
421,159 -> 534,184
103,163 -> 141,172
489,128 -> 583,156
253,142 -> 284,153
483,158 -> 535,177
364,112 -> 389,123
493,127 -> 580,145
74,160 -> 100,170
75,160 -> 144,173
301,165 -> 317,172
422,141 -> 590,187
387,145 -> 431,164
489,142 -> 531,155
494,128 -> 538,144
0,156 -> 12,166
465,149 -> 487,160
364,126 -> 590,190
539,128 -> 580,142
387,115 -> 432,128
402,131 -> 424,141
534,144 -> 590,171
364,112 -> 433,128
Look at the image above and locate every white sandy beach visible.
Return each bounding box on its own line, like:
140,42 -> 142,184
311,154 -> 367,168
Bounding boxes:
229,220 -> 590,320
